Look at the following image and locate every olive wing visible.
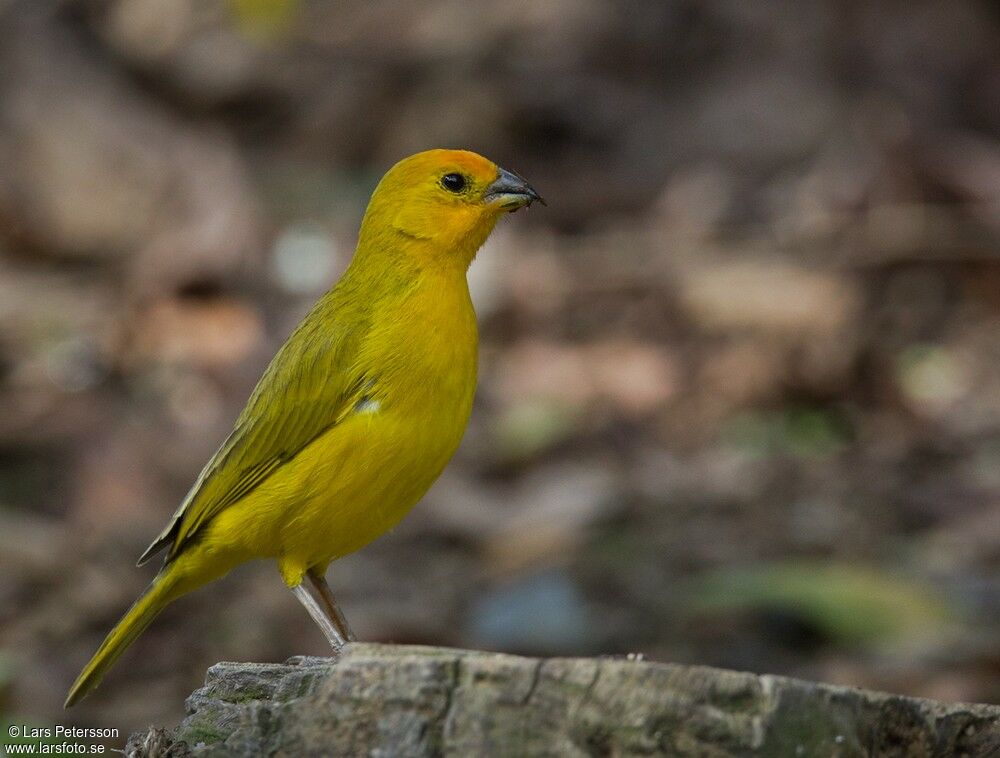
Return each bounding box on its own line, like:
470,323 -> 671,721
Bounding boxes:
138,309 -> 366,566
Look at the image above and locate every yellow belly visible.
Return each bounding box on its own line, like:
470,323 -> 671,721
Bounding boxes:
197,396 -> 468,585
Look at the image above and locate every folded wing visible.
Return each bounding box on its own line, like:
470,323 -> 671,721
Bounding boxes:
139,297 -> 367,566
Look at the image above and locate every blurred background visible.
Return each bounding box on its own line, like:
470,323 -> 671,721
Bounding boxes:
1,0 -> 999,739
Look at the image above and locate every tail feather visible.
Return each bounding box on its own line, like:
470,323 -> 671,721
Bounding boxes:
64,572 -> 177,708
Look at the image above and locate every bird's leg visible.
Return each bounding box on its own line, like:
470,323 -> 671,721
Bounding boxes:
291,583 -> 347,650
306,568 -> 356,642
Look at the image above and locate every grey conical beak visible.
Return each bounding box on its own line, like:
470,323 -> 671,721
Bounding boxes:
485,167 -> 545,211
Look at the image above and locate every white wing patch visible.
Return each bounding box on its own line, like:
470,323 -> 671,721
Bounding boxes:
353,397 -> 380,415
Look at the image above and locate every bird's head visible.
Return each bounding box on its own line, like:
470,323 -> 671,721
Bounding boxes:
359,149 -> 543,270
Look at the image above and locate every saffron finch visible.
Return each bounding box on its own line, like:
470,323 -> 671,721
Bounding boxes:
65,149 -> 542,706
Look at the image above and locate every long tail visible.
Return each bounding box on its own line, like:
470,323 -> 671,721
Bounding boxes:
64,570 -> 179,708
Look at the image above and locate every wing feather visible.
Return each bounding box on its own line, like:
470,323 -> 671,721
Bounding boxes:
138,294 -> 368,566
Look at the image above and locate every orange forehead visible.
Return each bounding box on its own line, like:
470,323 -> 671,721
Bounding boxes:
389,149 -> 499,184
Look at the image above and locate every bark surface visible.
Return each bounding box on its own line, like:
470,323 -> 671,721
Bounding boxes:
126,643 -> 1000,757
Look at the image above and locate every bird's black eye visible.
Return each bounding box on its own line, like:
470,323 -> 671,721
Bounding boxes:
441,173 -> 467,193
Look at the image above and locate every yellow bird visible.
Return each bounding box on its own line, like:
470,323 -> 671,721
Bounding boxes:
65,149 -> 542,707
